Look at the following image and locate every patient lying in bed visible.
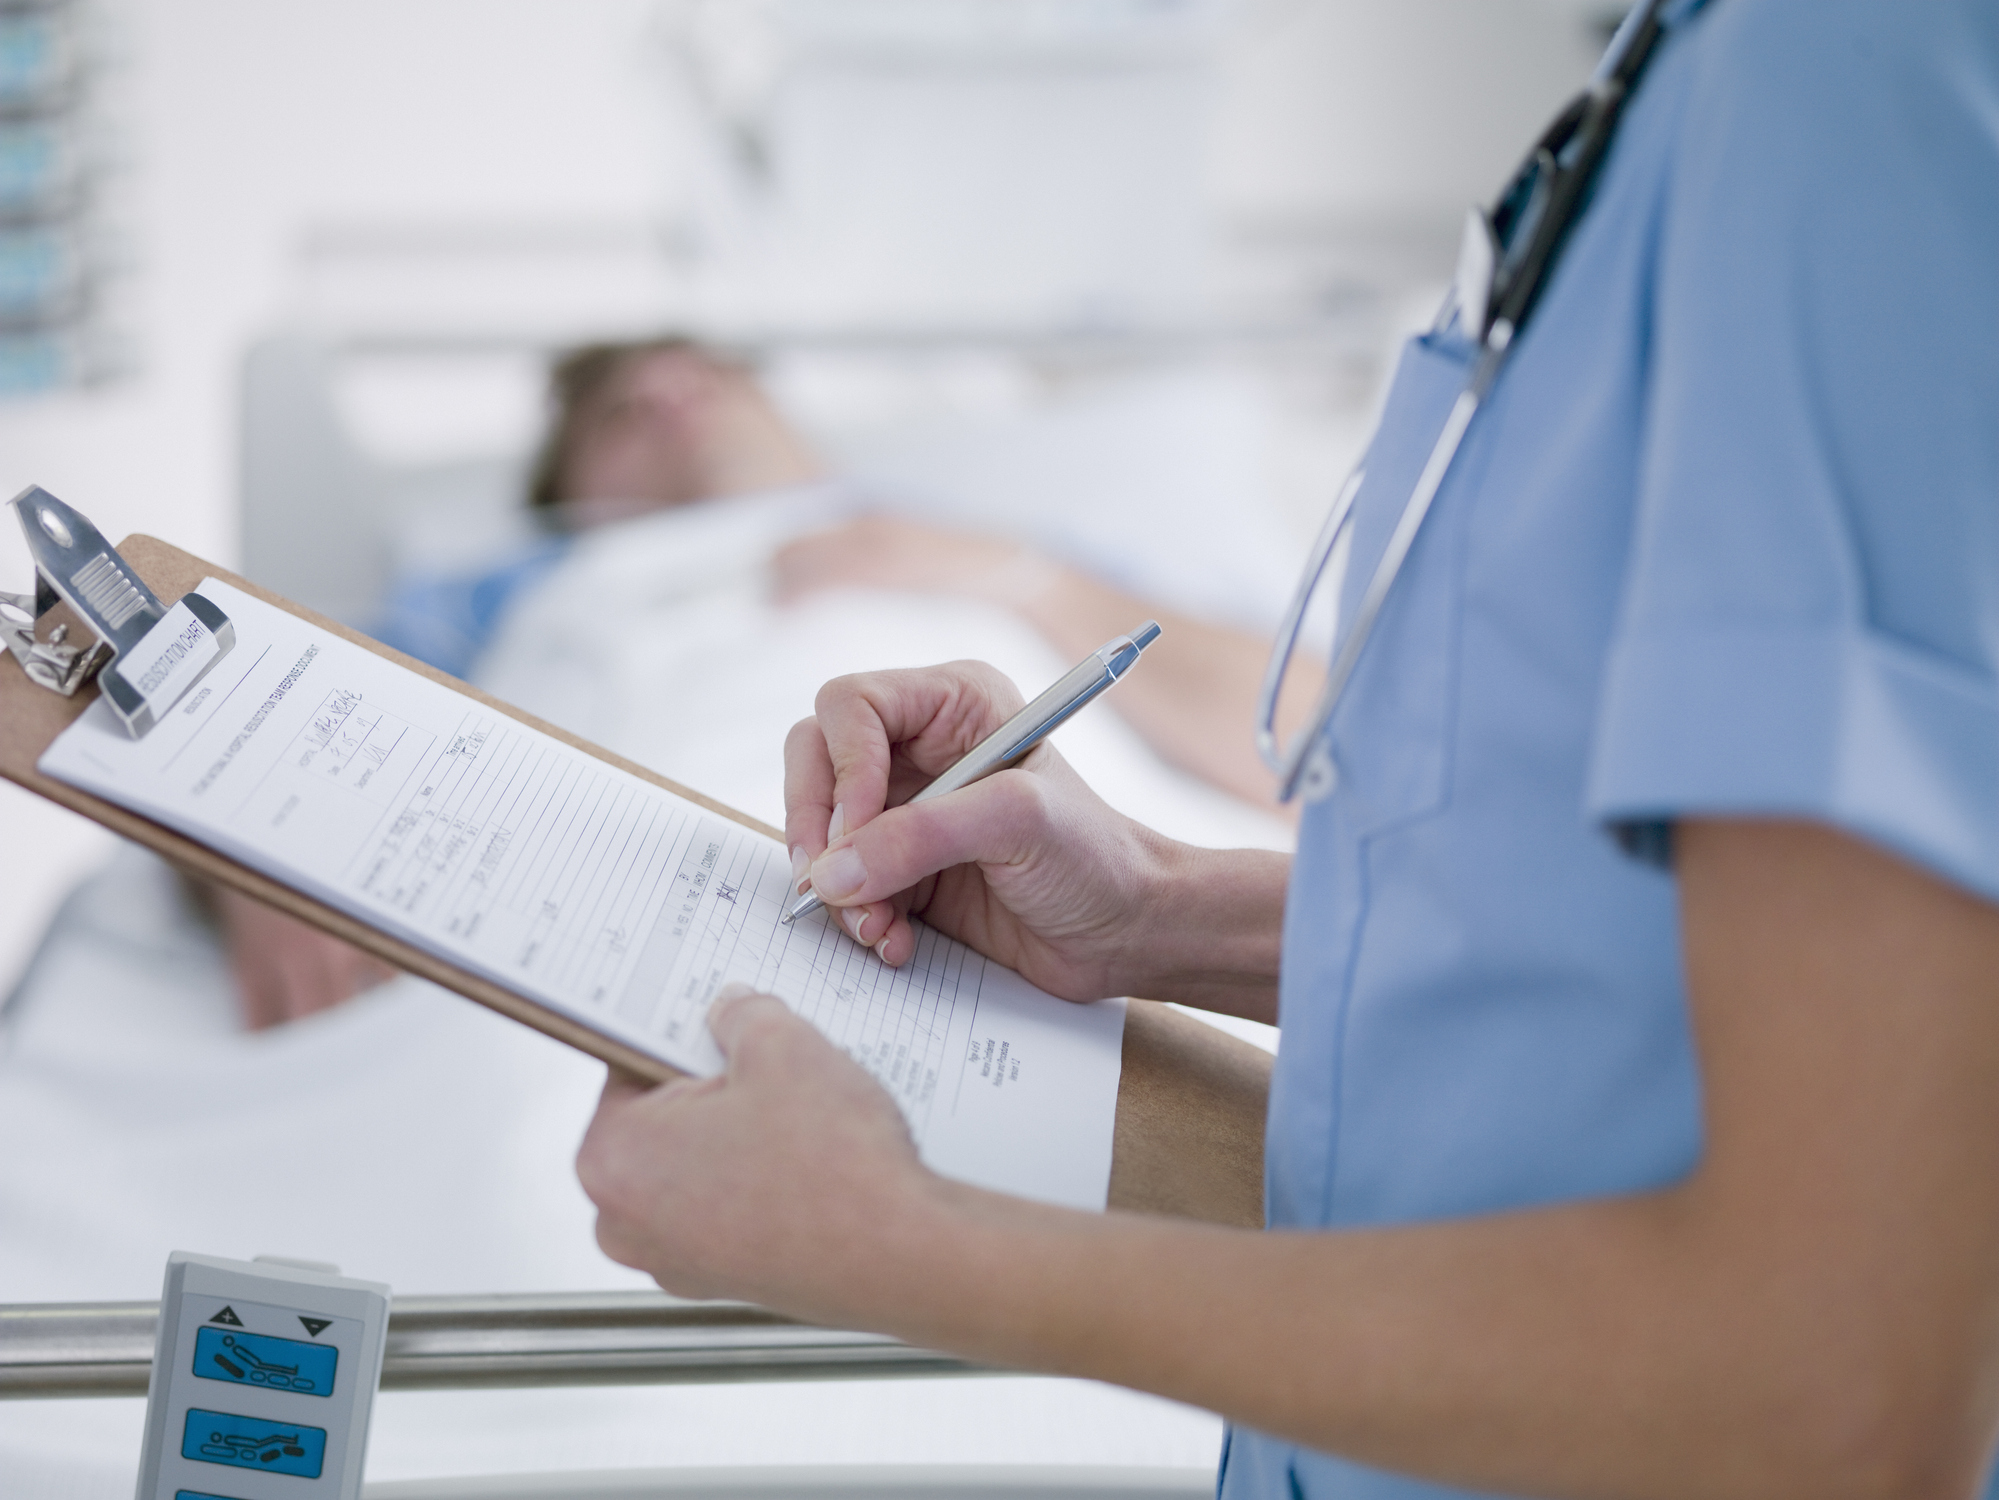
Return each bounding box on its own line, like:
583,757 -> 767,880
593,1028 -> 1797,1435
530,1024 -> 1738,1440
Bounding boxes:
215,337 -> 1305,1030
393,337 -> 1299,808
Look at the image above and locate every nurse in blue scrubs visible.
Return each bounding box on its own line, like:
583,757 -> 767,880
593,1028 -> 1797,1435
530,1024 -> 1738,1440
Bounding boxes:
576,2 -> 1999,1494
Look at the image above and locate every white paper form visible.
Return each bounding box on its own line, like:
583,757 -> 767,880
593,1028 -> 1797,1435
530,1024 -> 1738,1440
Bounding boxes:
39,581 -> 1125,1210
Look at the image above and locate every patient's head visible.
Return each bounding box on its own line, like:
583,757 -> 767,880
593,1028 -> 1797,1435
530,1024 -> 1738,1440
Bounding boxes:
529,338 -> 822,523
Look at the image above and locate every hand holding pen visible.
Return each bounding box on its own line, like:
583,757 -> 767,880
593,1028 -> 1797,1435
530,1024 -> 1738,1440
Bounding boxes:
779,625 -> 1165,974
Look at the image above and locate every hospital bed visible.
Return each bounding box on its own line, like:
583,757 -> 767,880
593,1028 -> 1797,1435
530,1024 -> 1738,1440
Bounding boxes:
0,318 -> 1355,1498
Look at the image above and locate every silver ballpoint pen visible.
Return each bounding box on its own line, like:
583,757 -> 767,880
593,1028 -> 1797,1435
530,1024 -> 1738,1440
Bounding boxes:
782,620 -> 1164,927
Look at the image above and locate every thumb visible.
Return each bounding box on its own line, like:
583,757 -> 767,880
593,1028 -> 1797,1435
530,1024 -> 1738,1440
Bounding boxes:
806,768 -> 1053,909
706,984 -> 798,1067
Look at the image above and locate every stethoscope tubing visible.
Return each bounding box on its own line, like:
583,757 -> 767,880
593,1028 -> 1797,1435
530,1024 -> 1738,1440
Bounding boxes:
1255,0 -> 1670,804
1262,365 -> 1491,804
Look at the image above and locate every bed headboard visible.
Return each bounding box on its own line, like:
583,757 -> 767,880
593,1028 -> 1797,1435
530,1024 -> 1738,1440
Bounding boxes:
241,336 -> 537,626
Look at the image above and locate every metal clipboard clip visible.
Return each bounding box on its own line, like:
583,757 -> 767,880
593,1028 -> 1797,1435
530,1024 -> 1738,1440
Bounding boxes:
4,486 -> 235,738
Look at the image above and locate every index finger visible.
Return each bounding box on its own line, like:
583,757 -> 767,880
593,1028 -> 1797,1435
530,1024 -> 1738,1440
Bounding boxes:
811,662 -> 1028,841
783,715 -> 839,872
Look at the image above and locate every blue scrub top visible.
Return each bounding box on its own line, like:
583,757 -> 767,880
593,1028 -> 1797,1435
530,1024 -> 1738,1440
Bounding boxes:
1222,3 -> 1999,1497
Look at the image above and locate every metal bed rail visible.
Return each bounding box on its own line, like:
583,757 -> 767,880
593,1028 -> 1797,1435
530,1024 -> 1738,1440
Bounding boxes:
0,1291 -> 981,1399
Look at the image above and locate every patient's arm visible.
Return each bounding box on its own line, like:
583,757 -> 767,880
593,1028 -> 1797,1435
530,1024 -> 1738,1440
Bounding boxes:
771,516 -> 1319,812
208,884 -> 398,1030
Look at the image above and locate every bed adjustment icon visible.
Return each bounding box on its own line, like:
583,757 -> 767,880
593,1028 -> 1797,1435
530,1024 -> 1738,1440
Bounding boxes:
193,1325 -> 339,1395
181,1407 -> 327,1478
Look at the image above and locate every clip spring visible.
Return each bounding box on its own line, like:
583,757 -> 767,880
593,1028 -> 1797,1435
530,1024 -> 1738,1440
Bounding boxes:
0,590 -> 110,696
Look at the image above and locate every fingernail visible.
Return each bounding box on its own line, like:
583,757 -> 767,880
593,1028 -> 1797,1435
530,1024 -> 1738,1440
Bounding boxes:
826,802 -> 846,844
841,906 -> 869,943
715,981 -> 756,1004
812,845 -> 867,902
789,844 -> 810,893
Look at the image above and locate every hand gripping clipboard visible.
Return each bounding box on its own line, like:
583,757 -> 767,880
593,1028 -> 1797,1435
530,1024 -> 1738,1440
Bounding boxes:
0,491 -> 1273,1223
0,497 -> 778,1085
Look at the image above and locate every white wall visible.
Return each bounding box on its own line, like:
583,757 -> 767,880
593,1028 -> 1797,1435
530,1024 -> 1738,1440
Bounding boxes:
1214,0 -> 1602,224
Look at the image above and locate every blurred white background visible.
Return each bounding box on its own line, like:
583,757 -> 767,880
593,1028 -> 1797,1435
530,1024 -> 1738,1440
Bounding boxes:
0,0 -> 1612,991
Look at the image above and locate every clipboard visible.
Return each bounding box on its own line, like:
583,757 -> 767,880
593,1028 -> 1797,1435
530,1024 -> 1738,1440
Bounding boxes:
0,531 -> 752,1084
1,528 -> 1271,1223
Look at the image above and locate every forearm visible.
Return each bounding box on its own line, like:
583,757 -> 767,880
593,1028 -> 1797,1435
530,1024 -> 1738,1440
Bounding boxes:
853,1182 -> 1944,1500
954,822 -> 1999,1495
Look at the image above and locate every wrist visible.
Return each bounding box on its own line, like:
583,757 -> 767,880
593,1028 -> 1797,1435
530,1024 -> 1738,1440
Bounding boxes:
792,1166 -> 1001,1340
841,1171 -> 1088,1360
825,1173 -> 1186,1387
1112,833 -> 1288,1018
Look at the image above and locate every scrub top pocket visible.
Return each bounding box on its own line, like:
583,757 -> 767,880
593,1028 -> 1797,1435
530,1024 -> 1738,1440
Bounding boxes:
1321,331 -> 1487,835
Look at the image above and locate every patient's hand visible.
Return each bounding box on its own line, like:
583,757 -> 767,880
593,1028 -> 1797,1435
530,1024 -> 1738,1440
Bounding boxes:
771,516 -> 1048,609
213,887 -> 398,1030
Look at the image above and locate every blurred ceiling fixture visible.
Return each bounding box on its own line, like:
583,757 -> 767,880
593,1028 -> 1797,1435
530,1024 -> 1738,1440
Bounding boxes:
654,0 -> 1230,327
660,0 -> 1228,183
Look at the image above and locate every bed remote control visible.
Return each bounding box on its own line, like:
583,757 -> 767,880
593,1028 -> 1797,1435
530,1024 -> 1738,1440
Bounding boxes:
135,1251 -> 390,1500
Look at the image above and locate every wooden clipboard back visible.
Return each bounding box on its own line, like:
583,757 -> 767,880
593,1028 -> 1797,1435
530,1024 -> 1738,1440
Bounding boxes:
0,534 -> 785,1085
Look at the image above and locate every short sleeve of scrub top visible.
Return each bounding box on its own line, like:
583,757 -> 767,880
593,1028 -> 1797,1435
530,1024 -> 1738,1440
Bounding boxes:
1588,0 -> 1999,892
1222,4 -> 1999,1500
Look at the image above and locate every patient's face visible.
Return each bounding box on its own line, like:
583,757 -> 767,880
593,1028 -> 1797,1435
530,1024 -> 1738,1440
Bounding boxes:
560,349 -> 740,511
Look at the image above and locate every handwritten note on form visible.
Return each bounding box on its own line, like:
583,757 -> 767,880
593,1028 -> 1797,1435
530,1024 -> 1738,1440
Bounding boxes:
40,581 -> 1125,1210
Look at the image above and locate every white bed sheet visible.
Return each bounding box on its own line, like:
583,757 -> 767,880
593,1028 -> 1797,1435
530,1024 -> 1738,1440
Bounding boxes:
0,489 -> 1285,1492
475,484 -> 1294,853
